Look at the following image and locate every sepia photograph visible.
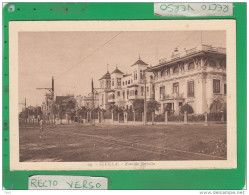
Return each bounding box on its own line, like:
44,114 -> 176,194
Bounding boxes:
9,20 -> 237,170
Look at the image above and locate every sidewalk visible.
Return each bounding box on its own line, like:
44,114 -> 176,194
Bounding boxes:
92,120 -> 227,126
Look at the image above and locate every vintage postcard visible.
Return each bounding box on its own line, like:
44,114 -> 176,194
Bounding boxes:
9,20 -> 236,170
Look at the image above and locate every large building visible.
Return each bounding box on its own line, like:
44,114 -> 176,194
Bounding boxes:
98,57 -> 154,110
97,44 -> 226,115
75,93 -> 99,109
147,44 -> 226,114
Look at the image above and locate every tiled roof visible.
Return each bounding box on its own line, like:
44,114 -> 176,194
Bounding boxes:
99,71 -> 111,80
123,74 -> 132,78
132,58 -> 148,66
111,68 -> 124,74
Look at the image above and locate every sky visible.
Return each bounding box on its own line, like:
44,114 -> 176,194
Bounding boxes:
18,30 -> 225,110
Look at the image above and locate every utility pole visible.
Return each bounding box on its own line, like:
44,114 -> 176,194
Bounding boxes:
91,78 -> 95,126
144,74 -> 147,125
19,98 -> 27,123
37,76 -> 55,124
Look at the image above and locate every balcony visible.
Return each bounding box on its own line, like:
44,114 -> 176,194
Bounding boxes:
108,98 -> 115,103
128,95 -> 138,100
185,47 -> 197,54
159,58 -> 168,64
160,93 -> 184,100
171,53 -> 180,59
201,44 -> 226,54
158,44 -> 226,65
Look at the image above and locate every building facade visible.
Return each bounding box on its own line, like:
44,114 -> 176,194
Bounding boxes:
76,94 -> 99,109
97,44 -> 226,115
98,57 -> 154,110
147,44 -> 226,114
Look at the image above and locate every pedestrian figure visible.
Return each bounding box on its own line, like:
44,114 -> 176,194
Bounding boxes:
39,119 -> 44,139
39,119 -> 43,131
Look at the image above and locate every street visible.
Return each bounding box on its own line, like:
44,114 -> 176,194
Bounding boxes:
19,123 -> 227,162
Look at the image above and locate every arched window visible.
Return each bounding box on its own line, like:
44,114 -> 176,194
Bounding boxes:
150,75 -> 153,80
173,66 -> 179,74
188,62 -> 195,70
209,60 -> 216,68
161,70 -> 166,77
166,68 -> 170,75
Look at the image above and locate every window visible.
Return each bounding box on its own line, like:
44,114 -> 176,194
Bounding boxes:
141,86 -> 144,96
112,78 -> 114,86
187,81 -> 194,97
224,84 -> 227,94
160,86 -> 165,100
140,70 -> 143,79
188,62 -> 195,70
101,94 -> 104,105
127,90 -> 129,99
117,91 -> 120,97
166,68 -> 170,75
161,70 -> 165,77
117,78 -> 121,86
173,82 -> 179,94
209,60 -> 216,68
213,79 -> 220,93
128,80 -> 130,84
123,91 -> 125,99
134,71 -> 137,80
135,89 -> 138,95
123,82 -> 125,86
173,66 -> 179,74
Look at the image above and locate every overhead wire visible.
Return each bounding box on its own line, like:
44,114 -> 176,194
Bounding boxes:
55,31 -> 123,80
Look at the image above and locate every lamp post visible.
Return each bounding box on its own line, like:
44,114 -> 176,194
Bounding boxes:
143,75 -> 147,125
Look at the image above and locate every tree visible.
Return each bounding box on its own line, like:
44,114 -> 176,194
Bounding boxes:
147,100 -> 160,113
78,106 -> 88,119
109,104 -> 123,113
58,104 -> 65,124
180,103 -> 194,114
132,99 -> 144,113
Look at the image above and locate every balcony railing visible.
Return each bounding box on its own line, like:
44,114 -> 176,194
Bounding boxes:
159,58 -> 167,64
108,98 -> 115,103
128,95 -> 138,100
171,53 -> 180,59
159,44 -> 226,64
160,93 -> 184,100
202,44 -> 226,54
185,47 -> 197,54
